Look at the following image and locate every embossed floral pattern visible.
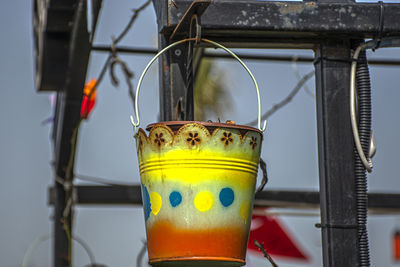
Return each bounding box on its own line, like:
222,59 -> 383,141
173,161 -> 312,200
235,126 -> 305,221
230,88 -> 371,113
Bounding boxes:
187,132 -> 201,146
154,133 -> 165,147
250,136 -> 257,150
221,132 -> 233,146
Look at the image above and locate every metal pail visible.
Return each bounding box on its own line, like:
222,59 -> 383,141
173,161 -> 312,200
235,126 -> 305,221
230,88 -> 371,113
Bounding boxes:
131,39 -> 266,266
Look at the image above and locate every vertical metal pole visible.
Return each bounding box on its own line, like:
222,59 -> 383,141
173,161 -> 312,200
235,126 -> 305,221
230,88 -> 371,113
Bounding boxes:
158,35 -> 193,121
314,40 -> 360,267
52,1 -> 91,266
158,35 -> 172,121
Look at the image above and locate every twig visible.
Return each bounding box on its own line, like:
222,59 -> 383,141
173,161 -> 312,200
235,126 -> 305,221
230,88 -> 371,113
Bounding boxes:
96,0 -> 152,88
136,239 -> 147,267
62,220 -> 73,267
75,173 -> 135,187
292,56 -> 315,98
115,1 -> 152,44
247,70 -> 315,126
109,55 -> 135,109
254,240 -> 278,267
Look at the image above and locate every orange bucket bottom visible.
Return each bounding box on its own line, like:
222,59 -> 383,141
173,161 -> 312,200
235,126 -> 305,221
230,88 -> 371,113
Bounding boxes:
147,220 -> 248,266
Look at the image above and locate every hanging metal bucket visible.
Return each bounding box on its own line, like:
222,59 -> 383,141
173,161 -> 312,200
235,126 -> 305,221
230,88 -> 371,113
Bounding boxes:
131,39 -> 266,267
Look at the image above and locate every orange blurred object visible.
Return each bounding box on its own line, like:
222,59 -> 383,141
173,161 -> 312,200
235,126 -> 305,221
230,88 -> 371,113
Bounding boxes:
80,79 -> 97,119
394,231 -> 400,261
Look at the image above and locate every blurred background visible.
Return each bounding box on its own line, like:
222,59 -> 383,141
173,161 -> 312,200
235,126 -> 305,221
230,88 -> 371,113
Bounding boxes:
1,0 -> 400,266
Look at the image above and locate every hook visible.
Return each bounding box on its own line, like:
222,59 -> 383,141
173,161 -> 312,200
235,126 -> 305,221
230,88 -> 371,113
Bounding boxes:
189,14 -> 201,44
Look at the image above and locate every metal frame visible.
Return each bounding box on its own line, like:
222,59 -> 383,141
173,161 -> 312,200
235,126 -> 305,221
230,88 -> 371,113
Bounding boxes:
40,1 -> 102,266
34,0 -> 400,266
150,0 -> 400,266
48,185 -> 400,214
314,39 -> 360,266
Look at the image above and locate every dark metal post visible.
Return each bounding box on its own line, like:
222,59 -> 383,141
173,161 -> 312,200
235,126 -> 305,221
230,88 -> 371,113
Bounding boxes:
157,35 -> 191,121
314,40 -> 359,266
154,0 -> 210,121
52,1 -> 92,266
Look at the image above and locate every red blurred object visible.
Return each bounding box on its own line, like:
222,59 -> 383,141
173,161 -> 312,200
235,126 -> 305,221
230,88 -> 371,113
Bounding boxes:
80,79 -> 97,119
247,212 -> 309,261
394,231 -> 400,261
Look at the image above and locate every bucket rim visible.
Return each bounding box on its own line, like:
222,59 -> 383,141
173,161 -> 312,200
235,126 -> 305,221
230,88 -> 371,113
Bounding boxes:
149,255 -> 245,265
145,121 -> 263,135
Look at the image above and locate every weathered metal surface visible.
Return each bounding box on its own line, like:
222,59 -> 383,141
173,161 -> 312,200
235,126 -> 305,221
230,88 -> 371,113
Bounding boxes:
154,0 -> 400,44
157,35 -> 190,121
314,40 -> 359,267
169,0 -> 210,40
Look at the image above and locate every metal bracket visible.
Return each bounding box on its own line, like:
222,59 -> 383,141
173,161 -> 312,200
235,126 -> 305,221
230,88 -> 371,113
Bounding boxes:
169,0 -> 210,41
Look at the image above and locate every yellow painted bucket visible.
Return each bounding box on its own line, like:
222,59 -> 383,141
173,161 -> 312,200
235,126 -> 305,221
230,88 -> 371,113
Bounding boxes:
131,39 -> 266,267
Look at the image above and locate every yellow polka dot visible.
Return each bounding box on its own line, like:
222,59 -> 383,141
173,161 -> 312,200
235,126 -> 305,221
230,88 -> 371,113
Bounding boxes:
194,191 -> 214,212
150,192 -> 162,216
240,200 -> 251,224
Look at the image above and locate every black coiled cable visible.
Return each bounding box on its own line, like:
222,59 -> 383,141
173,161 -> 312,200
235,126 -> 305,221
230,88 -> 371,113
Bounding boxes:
354,46 -> 372,267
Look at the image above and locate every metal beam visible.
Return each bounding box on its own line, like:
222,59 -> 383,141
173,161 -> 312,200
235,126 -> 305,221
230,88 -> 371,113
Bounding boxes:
155,0 -> 400,47
91,44 -> 400,66
48,185 -> 400,213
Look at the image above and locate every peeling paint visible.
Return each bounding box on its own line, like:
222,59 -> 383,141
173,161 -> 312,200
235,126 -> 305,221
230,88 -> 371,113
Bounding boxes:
283,17 -> 293,28
162,60 -> 169,72
280,4 -> 305,15
279,2 -> 315,15
235,19 -> 249,26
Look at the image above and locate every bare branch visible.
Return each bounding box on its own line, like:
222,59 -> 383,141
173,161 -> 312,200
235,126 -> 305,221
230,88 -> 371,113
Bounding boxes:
96,0 -> 152,87
136,240 -> 147,267
248,70 -> 315,126
254,240 -> 278,267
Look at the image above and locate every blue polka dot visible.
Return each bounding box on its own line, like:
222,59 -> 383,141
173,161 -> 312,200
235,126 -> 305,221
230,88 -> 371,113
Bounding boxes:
219,187 -> 234,207
169,191 -> 182,207
141,184 -> 151,221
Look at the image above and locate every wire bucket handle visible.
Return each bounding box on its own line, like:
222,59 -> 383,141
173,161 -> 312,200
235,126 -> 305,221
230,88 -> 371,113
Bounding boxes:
130,38 -> 267,134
